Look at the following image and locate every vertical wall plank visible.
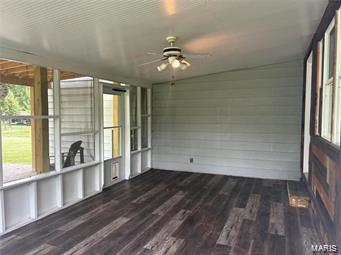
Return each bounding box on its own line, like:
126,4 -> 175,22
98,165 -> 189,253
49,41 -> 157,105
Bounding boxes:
53,70 -> 63,208
135,87 -> 142,175
137,87 -> 142,151
93,78 -> 103,189
29,182 -> 38,219
53,69 -> 61,171
80,169 -> 84,199
147,88 -> 152,168
124,89 -> 131,179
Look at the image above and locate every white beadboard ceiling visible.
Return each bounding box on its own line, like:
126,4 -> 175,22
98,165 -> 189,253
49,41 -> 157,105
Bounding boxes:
0,0 -> 328,85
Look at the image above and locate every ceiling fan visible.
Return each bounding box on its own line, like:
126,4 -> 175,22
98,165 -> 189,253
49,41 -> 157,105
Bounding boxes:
138,36 -> 210,72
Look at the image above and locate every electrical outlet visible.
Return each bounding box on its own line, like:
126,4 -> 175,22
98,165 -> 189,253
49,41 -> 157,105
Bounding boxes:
189,158 -> 194,163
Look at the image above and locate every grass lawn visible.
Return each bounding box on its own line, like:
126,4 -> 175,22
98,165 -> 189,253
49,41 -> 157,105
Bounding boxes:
2,125 -> 32,164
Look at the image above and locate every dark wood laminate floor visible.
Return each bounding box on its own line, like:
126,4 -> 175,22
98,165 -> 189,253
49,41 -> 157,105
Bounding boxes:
0,169 -> 322,255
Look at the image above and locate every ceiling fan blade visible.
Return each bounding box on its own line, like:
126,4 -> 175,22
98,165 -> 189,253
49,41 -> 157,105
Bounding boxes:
137,58 -> 163,67
183,53 -> 211,59
147,52 -> 160,56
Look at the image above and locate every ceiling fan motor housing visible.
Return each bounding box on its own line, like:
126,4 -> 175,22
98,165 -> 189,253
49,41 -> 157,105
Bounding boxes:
163,47 -> 182,58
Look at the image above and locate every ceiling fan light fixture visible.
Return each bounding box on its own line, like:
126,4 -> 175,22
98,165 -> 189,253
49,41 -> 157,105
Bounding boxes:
157,62 -> 168,71
171,58 -> 180,68
138,36 -> 209,71
168,56 -> 176,64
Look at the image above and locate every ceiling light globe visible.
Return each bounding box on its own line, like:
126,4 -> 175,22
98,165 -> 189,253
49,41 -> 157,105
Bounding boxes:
168,56 -> 176,64
171,59 -> 180,68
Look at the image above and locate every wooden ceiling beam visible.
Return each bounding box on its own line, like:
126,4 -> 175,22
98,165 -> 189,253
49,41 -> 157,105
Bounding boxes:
0,61 -> 28,70
61,72 -> 83,80
3,67 -> 34,75
0,73 -> 34,86
0,63 -> 26,71
0,59 -> 11,65
0,57 -> 84,86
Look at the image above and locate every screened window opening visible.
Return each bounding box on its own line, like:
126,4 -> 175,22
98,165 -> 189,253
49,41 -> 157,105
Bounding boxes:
328,28 -> 335,80
315,40 -> 323,135
59,74 -> 96,167
130,86 -> 137,128
141,88 -> 150,149
130,86 -> 138,152
321,20 -> 335,142
103,93 -> 122,159
334,11 -> 341,146
141,87 -> 148,115
131,128 -> 138,151
315,15 -> 340,147
0,60 -> 56,183
141,116 -> 148,148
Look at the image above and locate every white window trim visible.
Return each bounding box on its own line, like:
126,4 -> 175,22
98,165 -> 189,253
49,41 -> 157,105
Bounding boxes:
0,71 -> 101,186
315,39 -> 323,135
60,130 -> 98,136
59,76 -> 98,169
103,126 -> 122,130
0,115 -> 57,120
321,18 -> 335,141
0,114 -> 59,186
130,87 -> 152,153
332,9 -> 341,146
323,18 -> 335,84
102,89 -> 124,160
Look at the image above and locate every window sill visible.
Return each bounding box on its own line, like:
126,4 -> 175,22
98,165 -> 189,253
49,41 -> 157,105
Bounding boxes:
131,147 -> 152,155
104,156 -> 122,162
311,135 -> 340,160
318,135 -> 340,150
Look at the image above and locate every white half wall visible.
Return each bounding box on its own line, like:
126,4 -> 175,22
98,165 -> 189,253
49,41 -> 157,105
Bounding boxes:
152,60 -> 303,180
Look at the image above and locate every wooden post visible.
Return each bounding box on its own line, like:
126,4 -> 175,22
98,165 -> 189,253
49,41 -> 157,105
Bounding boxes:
31,66 -> 49,173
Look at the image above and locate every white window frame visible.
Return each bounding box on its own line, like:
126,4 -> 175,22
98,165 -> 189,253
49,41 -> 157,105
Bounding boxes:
333,9 -> 341,146
315,40 -> 323,135
130,86 -> 152,154
59,76 -> 98,168
130,86 -> 139,152
0,88 -> 59,186
102,87 -> 124,160
321,18 -> 335,141
141,87 -> 151,149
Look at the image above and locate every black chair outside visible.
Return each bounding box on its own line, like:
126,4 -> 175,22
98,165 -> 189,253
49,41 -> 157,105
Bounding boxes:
62,140 -> 84,168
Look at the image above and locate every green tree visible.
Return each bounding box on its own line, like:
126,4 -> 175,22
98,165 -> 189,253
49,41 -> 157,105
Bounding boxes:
0,89 -> 20,116
0,84 -> 30,116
